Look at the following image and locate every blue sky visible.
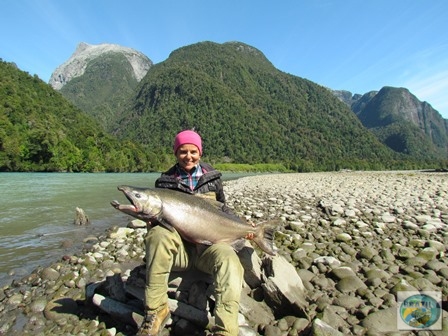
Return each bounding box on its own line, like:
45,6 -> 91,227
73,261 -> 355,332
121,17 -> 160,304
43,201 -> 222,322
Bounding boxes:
2,0 -> 448,118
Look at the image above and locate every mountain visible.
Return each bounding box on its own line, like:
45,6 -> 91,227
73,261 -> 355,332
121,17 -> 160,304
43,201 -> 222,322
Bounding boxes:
333,88 -> 448,159
49,40 -> 447,171
332,90 -> 364,108
49,42 -> 152,89
49,42 -> 153,130
112,41 -> 400,171
0,60 -> 153,172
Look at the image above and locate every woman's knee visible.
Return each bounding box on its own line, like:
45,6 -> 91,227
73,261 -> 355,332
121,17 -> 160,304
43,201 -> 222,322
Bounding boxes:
146,226 -> 181,247
213,244 -> 244,276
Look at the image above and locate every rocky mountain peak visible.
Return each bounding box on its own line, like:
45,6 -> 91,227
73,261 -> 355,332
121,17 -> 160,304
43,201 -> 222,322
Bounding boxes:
49,42 -> 152,90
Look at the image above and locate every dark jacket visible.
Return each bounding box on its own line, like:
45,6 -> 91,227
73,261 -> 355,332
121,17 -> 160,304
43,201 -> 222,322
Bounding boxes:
155,162 -> 226,203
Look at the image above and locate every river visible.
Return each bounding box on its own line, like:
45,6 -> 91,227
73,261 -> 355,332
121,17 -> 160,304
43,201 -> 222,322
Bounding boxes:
0,172 -> 250,287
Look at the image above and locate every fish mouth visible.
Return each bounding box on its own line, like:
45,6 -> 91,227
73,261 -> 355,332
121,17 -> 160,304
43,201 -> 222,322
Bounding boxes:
110,186 -> 140,213
110,199 -> 139,213
110,200 -> 138,212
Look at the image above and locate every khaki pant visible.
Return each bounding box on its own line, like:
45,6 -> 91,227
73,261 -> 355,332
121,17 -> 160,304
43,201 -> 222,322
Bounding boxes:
144,225 -> 244,336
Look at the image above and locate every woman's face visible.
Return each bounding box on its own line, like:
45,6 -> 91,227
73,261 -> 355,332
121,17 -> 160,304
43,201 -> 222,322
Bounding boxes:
176,144 -> 201,172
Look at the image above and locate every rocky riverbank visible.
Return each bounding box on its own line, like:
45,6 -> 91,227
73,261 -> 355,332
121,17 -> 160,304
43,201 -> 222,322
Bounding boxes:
1,170 -> 447,335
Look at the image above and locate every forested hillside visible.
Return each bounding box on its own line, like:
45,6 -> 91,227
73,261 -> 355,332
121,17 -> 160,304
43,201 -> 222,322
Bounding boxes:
113,41 -> 421,171
59,52 -> 141,131
53,41 -> 447,171
0,60 -> 153,172
334,87 -> 448,161
2,40 -> 446,173
53,43 -> 152,132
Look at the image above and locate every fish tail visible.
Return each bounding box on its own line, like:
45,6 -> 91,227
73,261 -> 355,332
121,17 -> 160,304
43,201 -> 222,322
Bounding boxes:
253,223 -> 277,256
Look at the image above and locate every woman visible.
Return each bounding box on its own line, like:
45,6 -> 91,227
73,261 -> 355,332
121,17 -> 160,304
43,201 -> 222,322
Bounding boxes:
137,130 -> 244,336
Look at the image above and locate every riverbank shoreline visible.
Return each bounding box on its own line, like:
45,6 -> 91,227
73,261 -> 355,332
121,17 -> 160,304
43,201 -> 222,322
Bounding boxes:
1,170 -> 447,335
0,172 -> 253,287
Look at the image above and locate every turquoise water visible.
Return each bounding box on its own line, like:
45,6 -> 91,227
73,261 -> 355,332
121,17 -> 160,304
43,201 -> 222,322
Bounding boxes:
0,172 -> 248,286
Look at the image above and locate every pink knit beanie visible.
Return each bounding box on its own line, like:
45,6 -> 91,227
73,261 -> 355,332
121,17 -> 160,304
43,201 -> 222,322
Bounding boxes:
173,130 -> 203,155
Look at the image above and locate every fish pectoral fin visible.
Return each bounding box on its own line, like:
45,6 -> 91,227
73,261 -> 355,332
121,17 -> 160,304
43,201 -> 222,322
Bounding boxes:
156,219 -> 176,232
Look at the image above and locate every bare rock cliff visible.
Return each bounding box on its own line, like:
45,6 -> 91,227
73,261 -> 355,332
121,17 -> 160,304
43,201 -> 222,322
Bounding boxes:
49,42 -> 152,90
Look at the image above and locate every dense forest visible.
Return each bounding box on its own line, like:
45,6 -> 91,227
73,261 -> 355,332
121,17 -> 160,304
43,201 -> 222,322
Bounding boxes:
59,52 -> 143,131
352,87 -> 446,157
113,42 -> 444,171
1,40 -> 447,173
0,60 -> 156,172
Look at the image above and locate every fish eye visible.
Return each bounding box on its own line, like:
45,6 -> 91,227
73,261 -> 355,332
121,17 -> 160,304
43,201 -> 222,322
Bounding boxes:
135,193 -> 141,198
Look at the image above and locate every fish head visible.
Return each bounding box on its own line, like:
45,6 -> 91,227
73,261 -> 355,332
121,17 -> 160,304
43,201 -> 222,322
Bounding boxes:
111,185 -> 163,222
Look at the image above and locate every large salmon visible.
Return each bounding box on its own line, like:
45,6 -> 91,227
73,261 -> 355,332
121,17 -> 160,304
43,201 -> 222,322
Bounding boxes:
111,186 -> 277,255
